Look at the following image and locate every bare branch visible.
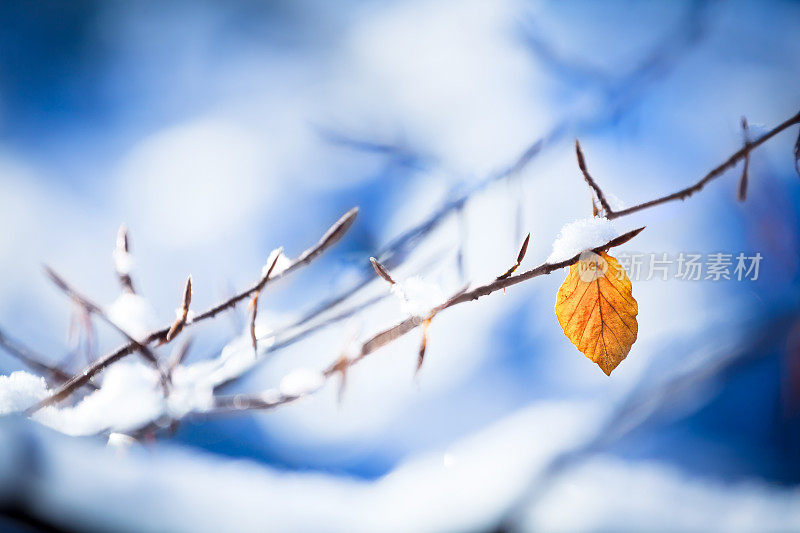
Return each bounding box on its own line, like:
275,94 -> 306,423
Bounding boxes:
575,140 -> 613,215
497,233 -> 531,280
114,224 -> 136,294
171,105 -> 800,420
0,326 -> 95,389
608,110 -> 800,219
168,336 -> 193,373
27,340 -> 140,412
249,248 -> 283,354
165,276 -> 193,343
738,117 -> 750,202
330,354 -> 350,403
190,208 -> 357,324
417,318 -> 432,373
29,209 -> 358,411
208,230 -> 643,415
209,390 -> 307,414
43,266 -> 161,368
370,257 -> 395,285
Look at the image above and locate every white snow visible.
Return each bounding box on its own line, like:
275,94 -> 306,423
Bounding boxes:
262,247 -> 292,278
546,217 -> 620,263
106,433 -> 137,455
390,276 -> 447,318
524,456 -> 800,532
112,248 -> 134,275
0,371 -> 49,415
279,368 -> 326,397
0,367 -> 164,437
106,293 -> 157,339
33,361 -> 165,436
167,367 -> 215,418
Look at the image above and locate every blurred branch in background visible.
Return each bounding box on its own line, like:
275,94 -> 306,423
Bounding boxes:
0,326 -> 89,389
273,0 -> 712,348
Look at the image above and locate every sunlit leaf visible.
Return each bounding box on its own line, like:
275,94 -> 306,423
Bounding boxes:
555,251 -> 638,375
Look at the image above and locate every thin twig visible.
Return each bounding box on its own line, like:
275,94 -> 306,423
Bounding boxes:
27,339 -> 143,412
417,318 -> 432,373
497,233 -> 531,280
607,110 -> 800,219
165,276 -> 192,343
738,117 -> 751,202
78,306 -> 97,364
249,249 -> 283,354
0,326 -> 95,389
370,257 -> 395,285
168,336 -> 193,373
190,207 -> 357,324
114,224 -> 136,294
575,140 -> 612,215
28,208 -> 358,412
209,390 -> 307,414
43,267 -> 161,367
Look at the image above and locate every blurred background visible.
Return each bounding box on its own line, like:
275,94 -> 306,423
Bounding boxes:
1,0 -> 799,531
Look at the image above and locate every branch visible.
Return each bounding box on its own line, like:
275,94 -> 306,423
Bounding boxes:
604,110 -> 800,219
43,267 -> 161,368
114,224 -> 136,294
165,276 -> 192,343
575,140 -> 612,215
496,233 -> 531,280
27,338 -> 142,412
190,207 -> 358,324
0,326 -> 96,389
738,117 -> 751,202
208,228 -> 644,414
27,207 -> 358,412
249,249 -> 283,354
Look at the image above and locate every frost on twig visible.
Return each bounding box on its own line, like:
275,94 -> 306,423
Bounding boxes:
45,267 -> 162,370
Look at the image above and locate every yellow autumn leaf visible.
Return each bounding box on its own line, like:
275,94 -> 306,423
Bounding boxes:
555,251 -> 638,375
